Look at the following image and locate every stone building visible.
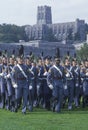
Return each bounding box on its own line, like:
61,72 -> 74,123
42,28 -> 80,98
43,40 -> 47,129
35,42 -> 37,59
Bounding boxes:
25,5 -> 86,42
37,5 -> 52,25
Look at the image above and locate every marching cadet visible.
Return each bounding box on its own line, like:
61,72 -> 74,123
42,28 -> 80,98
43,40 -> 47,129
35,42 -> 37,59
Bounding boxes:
79,62 -> 84,106
47,56 -> 65,113
25,56 -> 34,112
43,56 -> 52,110
30,61 -> 39,108
72,59 -> 80,107
80,60 -> 88,107
0,56 -> 8,109
64,58 -> 74,110
37,58 -> 45,107
11,56 -> 30,114
6,56 -> 15,111
0,57 -> 3,108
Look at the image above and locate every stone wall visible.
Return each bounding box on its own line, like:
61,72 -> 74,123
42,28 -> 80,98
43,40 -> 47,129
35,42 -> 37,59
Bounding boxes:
0,40 -> 76,58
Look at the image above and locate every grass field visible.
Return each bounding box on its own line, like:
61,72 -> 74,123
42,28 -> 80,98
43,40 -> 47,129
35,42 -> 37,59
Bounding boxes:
0,107 -> 88,130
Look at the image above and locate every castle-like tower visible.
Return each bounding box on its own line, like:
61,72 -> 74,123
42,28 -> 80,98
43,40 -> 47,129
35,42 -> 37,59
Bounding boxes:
25,6 -> 86,42
37,5 -> 52,24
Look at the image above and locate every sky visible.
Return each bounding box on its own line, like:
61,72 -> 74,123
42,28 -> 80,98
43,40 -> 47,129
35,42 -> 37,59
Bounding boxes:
0,0 -> 88,26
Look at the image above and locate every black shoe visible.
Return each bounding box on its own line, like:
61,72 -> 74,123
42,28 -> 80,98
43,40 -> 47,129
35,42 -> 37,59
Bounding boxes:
14,108 -> 18,112
52,103 -> 55,112
22,111 -> 26,115
10,106 -> 15,112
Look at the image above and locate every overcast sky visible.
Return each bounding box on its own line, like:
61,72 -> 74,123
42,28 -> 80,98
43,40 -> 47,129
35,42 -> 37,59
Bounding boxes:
0,0 -> 88,26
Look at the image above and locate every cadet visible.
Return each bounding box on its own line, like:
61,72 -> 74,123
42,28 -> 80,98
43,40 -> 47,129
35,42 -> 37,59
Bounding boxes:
0,57 -> 3,108
30,61 -> 39,107
11,56 -> 29,114
64,58 -> 74,110
25,56 -> 34,112
47,56 -> 65,113
72,59 -> 80,107
43,56 -> 52,110
37,58 -> 45,107
80,60 -> 88,107
0,56 -> 8,109
6,56 -> 15,111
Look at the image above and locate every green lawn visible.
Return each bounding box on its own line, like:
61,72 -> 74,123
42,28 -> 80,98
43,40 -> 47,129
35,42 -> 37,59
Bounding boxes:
0,108 -> 88,130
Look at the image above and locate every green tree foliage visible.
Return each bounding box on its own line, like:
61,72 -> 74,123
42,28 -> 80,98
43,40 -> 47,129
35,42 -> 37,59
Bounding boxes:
85,24 -> 88,34
77,43 -> 88,61
0,24 -> 28,43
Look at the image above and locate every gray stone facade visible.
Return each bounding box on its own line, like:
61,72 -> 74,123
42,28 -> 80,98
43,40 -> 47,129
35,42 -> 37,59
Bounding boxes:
0,40 -> 76,58
37,5 -> 52,25
25,6 -> 86,42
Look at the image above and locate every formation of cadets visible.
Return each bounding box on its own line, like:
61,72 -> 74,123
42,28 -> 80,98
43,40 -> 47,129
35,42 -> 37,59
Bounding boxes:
0,53 -> 88,114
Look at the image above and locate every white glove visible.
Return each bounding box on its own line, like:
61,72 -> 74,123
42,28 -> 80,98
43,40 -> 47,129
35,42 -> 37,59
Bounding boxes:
48,84 -> 53,90
43,72 -> 48,76
0,73 -> 4,77
6,74 -> 10,78
64,85 -> 67,89
86,72 -> 88,76
81,78 -> 83,81
13,84 -> 18,88
5,74 -> 10,79
76,83 -> 78,87
29,85 -> 33,90
66,73 -> 70,77
37,85 -> 40,89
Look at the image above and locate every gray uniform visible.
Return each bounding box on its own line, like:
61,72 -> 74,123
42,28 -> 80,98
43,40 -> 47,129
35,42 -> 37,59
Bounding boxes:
47,64 -> 65,112
11,63 -> 29,113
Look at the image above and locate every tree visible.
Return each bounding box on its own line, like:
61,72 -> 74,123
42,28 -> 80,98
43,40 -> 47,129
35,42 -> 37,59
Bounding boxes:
76,43 -> 88,61
0,24 -> 28,43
